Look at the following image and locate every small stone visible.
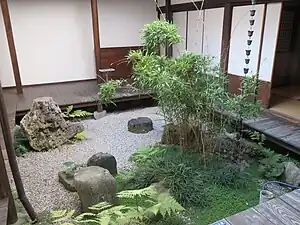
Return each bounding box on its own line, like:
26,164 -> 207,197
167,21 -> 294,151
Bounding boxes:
283,162 -> 300,186
58,171 -> 76,192
93,110 -> 107,120
128,117 -> 153,134
74,166 -> 117,212
87,152 -> 117,176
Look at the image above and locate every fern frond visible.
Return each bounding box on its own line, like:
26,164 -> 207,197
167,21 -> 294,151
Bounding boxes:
74,131 -> 87,141
117,187 -> 156,199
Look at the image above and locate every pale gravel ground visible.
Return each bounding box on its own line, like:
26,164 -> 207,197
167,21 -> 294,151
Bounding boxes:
16,107 -> 164,213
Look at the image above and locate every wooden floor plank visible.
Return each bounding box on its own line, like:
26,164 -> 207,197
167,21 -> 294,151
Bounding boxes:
246,119 -> 283,132
264,125 -> 300,138
255,198 -> 300,225
226,208 -> 274,225
210,219 -> 232,225
280,190 -> 300,213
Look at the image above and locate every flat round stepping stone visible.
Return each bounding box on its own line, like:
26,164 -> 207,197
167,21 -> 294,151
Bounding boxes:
128,117 -> 153,134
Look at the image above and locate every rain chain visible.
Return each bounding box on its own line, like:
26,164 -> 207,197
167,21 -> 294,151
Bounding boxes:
244,0 -> 257,75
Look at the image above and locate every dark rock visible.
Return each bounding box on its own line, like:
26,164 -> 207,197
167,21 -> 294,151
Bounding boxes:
87,152 -> 117,176
20,97 -> 83,151
128,117 -> 153,134
74,166 -> 117,212
58,171 -> 76,192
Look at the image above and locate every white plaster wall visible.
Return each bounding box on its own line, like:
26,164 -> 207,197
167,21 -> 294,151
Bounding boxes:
259,3 -> 282,82
203,8 -> 224,64
98,0 -> 157,48
228,4 -> 265,77
1,0 -> 95,87
173,11 -> 187,57
187,10 -> 204,53
172,0 -> 199,4
0,0 -> 157,87
158,0 -> 165,7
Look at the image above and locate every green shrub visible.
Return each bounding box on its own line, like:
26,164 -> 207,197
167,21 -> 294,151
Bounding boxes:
14,125 -> 30,156
119,147 -> 208,207
258,150 -> 287,179
212,164 -> 248,189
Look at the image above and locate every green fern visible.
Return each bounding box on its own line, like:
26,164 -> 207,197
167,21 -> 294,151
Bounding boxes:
63,105 -> 93,119
52,186 -> 184,225
74,131 -> 87,141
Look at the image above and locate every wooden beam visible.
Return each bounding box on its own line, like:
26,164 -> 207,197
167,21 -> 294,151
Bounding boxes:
220,3 -> 233,73
91,0 -> 101,84
0,0 -> 23,94
165,0 -> 173,57
159,0 -> 293,13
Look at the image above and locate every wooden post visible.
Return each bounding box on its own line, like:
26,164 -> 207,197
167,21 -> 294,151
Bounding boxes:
91,0 -> 101,84
0,145 -> 18,224
0,81 -> 37,222
0,0 -> 23,94
165,0 -> 173,57
220,3 -> 233,73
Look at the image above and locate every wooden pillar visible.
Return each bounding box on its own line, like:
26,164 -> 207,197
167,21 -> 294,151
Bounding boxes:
91,0 -> 101,84
0,0 -> 23,94
0,81 -> 37,222
220,3 -> 233,73
0,144 -> 18,224
165,0 -> 173,57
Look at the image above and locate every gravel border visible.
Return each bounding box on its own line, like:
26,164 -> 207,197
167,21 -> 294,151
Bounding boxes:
16,107 -> 164,213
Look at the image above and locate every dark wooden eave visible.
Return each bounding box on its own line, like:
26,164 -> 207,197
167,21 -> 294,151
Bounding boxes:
159,0 -> 296,13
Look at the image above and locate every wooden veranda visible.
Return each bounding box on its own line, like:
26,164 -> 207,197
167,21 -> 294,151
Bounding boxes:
213,189 -> 300,225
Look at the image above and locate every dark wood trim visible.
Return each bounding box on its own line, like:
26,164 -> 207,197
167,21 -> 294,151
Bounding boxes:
256,4 -> 268,74
185,11 -> 189,51
159,0 -> 294,13
91,0 -> 101,83
228,73 -> 271,106
220,3 -> 233,73
165,0 -> 173,57
0,0 -> 23,94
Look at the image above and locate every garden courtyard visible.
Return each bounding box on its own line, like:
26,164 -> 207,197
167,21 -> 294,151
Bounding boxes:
3,20 -> 300,225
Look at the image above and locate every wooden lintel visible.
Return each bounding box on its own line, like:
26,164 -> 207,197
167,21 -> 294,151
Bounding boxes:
91,0 -> 101,84
0,0 -> 23,94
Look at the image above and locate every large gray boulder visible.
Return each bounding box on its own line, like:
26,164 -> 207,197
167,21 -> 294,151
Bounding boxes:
87,152 -> 117,176
74,166 -> 117,212
128,117 -> 153,134
20,97 -> 83,151
283,162 -> 300,186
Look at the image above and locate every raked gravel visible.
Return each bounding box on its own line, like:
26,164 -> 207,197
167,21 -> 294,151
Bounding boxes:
17,107 -> 164,213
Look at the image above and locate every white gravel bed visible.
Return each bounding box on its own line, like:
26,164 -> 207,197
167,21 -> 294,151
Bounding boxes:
17,107 -> 164,213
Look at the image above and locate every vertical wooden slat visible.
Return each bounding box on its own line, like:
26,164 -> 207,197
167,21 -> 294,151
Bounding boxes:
91,0 -> 101,83
220,3 -> 233,73
165,0 -> 173,57
0,0 -> 23,94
